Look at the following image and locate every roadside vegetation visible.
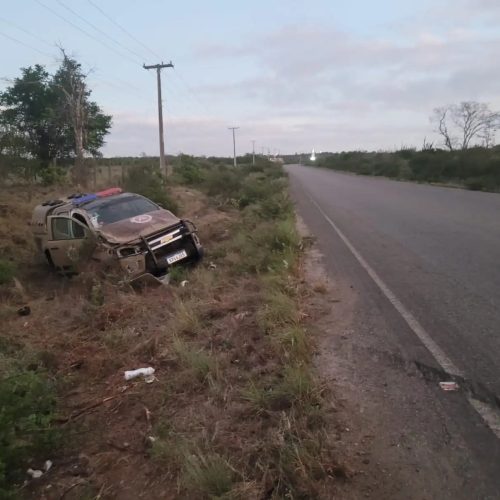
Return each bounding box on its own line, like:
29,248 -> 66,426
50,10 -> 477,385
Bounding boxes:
284,101 -> 500,192
0,157 -> 343,498
290,146 -> 500,192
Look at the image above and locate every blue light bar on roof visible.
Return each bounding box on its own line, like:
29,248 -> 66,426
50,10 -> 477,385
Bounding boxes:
71,193 -> 98,205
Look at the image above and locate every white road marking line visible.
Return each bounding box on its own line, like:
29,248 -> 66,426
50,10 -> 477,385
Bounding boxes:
308,195 -> 500,439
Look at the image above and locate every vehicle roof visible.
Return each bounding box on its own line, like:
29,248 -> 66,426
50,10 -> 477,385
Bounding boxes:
80,192 -> 154,211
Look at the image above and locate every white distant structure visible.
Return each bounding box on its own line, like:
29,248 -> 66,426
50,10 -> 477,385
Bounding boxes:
310,148 -> 316,161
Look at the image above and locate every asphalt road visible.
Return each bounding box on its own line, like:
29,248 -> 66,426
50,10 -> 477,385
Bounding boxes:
287,165 -> 500,498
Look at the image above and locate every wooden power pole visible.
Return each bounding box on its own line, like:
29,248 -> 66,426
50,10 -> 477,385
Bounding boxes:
143,62 -> 173,176
228,127 -> 239,167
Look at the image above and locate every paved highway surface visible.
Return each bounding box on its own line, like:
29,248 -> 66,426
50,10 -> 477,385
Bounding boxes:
287,165 -> 500,499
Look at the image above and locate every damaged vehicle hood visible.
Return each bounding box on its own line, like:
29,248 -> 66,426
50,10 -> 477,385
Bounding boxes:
97,209 -> 181,244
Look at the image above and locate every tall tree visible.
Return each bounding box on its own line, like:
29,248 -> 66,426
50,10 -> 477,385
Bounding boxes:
0,52 -> 112,185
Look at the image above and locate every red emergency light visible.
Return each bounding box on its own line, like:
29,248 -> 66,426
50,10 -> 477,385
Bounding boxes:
96,187 -> 122,198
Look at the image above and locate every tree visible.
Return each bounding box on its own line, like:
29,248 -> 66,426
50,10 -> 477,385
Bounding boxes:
0,52 -> 112,185
431,101 -> 500,150
0,65 -> 63,165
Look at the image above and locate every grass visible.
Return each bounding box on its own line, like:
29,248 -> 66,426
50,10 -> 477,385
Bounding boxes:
257,289 -> 301,333
0,158 -> 339,498
0,365 -> 60,497
241,381 -> 273,414
0,259 -> 16,285
168,298 -> 203,337
183,450 -> 236,497
173,337 -> 218,383
276,325 -> 310,361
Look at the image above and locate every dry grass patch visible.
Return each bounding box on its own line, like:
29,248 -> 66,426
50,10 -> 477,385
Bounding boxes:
173,337 -> 218,384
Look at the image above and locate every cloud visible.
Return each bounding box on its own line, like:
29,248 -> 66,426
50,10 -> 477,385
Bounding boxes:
104,0 -> 500,155
184,4 -> 500,153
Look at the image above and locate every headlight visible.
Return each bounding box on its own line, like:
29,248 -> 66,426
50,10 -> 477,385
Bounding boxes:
117,246 -> 142,258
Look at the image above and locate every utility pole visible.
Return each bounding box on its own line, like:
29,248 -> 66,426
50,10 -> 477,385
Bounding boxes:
143,61 -> 174,176
228,127 -> 239,167
252,140 -> 256,166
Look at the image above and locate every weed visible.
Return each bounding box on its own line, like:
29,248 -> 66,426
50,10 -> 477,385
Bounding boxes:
183,450 -> 236,497
277,326 -> 309,361
168,264 -> 189,285
123,164 -> 179,211
257,290 -> 300,333
169,299 -> 202,336
241,381 -> 272,414
150,426 -> 187,467
0,367 -> 59,497
89,279 -> 104,306
278,363 -> 316,406
173,337 -> 217,383
0,259 -> 16,285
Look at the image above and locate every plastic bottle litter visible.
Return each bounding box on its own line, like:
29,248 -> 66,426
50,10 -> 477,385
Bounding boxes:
27,468 -> 43,479
124,367 -> 155,381
439,381 -> 459,391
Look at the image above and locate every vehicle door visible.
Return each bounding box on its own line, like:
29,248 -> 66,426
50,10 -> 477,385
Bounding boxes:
46,216 -> 96,271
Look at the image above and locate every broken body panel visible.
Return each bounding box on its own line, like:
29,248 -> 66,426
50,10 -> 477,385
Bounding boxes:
31,189 -> 203,281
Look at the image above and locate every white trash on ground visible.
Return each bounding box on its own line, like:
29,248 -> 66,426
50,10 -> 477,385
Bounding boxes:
439,381 -> 459,391
124,367 -> 155,381
27,469 -> 43,479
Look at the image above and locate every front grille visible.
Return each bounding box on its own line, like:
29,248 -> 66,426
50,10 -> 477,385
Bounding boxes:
144,222 -> 197,273
145,222 -> 185,250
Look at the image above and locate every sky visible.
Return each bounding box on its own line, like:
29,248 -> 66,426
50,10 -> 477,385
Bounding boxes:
1,0 -> 499,157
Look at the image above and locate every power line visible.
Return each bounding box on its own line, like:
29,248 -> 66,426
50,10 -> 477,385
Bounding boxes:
0,29 -> 53,58
87,0 -> 161,60
172,69 -> 212,114
34,0 -> 140,66
0,16 -> 54,48
85,0 -> 213,115
54,0 -> 145,63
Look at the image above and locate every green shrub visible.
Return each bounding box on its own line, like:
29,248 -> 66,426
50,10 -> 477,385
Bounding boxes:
0,260 -> 16,285
314,147 -> 500,191
0,368 -> 59,497
124,165 -> 178,212
38,165 -> 68,186
173,155 -> 206,185
204,165 -> 243,199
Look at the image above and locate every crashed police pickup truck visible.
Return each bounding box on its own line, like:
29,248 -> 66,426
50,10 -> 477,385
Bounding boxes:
31,187 -> 203,283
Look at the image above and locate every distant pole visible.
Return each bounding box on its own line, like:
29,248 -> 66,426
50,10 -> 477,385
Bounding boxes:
252,140 -> 256,166
228,127 -> 239,167
143,61 -> 174,176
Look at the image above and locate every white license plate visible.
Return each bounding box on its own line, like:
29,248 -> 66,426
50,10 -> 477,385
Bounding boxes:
166,249 -> 187,265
